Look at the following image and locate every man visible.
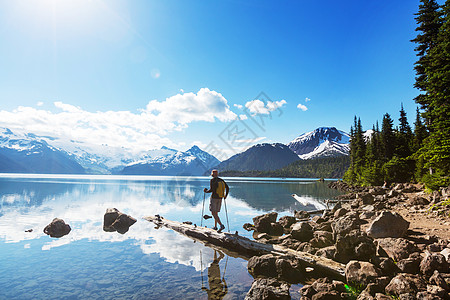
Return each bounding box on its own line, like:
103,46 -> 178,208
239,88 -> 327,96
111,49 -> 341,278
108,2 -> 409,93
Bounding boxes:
204,169 -> 229,233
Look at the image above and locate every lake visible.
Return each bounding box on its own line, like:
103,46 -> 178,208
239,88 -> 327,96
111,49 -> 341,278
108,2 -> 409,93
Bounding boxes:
0,174 -> 342,299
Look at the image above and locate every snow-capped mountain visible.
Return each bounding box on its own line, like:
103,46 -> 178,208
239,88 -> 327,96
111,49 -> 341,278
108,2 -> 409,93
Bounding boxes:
119,145 -> 220,175
0,128 -> 85,174
288,127 -> 350,159
215,143 -> 300,172
0,128 -> 220,175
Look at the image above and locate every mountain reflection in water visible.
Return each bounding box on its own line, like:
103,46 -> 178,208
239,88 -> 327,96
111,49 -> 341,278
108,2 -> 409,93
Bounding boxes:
0,174 -> 341,299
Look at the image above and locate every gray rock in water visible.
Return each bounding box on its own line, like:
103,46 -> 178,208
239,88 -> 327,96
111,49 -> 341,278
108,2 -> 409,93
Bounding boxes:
43,218 -> 71,238
245,277 -> 290,300
247,254 -> 301,283
253,212 -> 278,234
290,222 -> 313,242
367,211 -> 409,238
345,260 -> 382,286
103,208 -> 136,234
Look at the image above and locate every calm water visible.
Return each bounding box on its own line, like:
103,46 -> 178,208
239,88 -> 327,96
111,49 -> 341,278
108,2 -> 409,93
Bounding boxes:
0,174 -> 341,300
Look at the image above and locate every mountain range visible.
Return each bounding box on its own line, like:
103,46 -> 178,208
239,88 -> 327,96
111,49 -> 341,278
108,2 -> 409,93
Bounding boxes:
0,126 -> 351,175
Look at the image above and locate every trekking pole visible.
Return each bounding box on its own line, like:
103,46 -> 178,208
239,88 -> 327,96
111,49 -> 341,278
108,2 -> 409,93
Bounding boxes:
201,192 -> 206,227
223,197 -> 230,233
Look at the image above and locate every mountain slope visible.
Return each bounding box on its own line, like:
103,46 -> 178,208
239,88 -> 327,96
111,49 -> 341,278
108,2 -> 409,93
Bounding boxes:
0,128 -> 85,174
215,143 -> 300,172
288,127 -> 350,159
119,145 -> 220,175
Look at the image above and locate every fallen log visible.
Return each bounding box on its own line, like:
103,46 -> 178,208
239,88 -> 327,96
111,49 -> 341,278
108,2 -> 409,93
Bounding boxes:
144,215 -> 345,279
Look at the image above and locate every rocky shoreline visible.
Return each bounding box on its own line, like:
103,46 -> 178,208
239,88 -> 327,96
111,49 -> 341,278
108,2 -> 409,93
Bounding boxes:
243,181 -> 450,299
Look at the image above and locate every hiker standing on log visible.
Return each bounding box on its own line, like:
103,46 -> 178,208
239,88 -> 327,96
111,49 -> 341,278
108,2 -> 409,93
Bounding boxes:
204,169 -> 229,233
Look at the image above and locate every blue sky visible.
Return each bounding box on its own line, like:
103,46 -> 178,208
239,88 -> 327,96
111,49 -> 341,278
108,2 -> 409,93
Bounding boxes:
0,0 -> 431,158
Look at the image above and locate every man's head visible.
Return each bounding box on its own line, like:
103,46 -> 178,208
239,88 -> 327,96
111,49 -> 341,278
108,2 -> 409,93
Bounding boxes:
211,169 -> 218,177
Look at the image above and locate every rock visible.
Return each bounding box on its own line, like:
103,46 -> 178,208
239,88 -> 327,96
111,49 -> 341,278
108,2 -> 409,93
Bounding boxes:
375,238 -> 418,261
407,196 -> 430,206
245,277 -> 290,300
332,212 -> 361,236
357,193 -> 375,205
441,185 -> 450,199
397,255 -> 421,274
315,221 -> 332,232
103,208 -> 136,234
311,215 -> 326,224
333,208 -> 348,218
387,189 -> 399,198
385,273 -> 426,296
335,229 -> 376,263
310,231 -> 334,248
294,210 -> 310,219
420,253 -> 449,276
315,246 -> 337,260
441,248 -> 450,262
311,291 -> 340,299
299,284 -> 316,298
268,222 -> 284,236
290,222 -> 313,242
345,260 -> 382,286
278,216 -> 297,229
371,257 -> 400,276
253,212 -> 278,233
374,294 -> 392,300
367,211 -> 409,238
426,284 -> 449,299
43,218 -> 71,238
247,254 -> 301,283
429,270 -> 449,291
112,213 -> 137,234
103,208 -> 121,231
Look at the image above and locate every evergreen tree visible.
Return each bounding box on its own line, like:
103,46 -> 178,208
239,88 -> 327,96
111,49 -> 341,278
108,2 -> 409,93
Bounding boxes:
411,0 -> 442,120
395,104 -> 413,158
413,107 -> 428,152
419,0 -> 450,187
381,113 -> 395,161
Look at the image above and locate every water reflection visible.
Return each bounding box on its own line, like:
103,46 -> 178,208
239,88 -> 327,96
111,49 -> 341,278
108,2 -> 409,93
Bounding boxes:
0,175 -> 341,299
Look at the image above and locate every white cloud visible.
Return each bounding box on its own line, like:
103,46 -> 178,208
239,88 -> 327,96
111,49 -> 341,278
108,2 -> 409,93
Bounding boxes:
244,99 -> 286,115
37,101 -> 44,106
234,104 -> 243,109
0,88 -> 237,153
239,114 -> 248,120
297,104 -> 308,111
305,97 -> 311,102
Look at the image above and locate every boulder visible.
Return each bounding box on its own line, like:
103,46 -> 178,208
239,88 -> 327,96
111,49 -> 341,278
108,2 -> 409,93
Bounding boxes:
332,212 -> 361,236
333,208 -> 348,218
315,246 -> 337,260
294,210 -> 310,219
310,231 -> 334,248
420,253 -> 449,276
247,254 -> 301,283
43,218 -> 71,238
345,260 -> 382,286
385,273 -> 426,296
243,223 -> 255,231
429,271 -> 449,291
112,213 -> 137,234
312,291 -> 341,299
253,212 -> 278,233
103,208 -> 136,234
397,255 -> 421,274
367,211 -> 409,238
335,229 -> 376,263
407,196 -> 429,206
245,277 -> 290,300
290,222 -> 313,242
357,193 -> 375,205
371,257 -> 400,276
278,216 -> 297,229
375,238 -> 418,261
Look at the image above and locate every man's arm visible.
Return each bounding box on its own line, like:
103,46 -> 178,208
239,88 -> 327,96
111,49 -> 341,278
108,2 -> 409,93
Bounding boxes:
204,179 -> 214,193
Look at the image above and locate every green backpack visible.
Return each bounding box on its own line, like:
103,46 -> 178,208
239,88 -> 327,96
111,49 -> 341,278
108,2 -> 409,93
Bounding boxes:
216,180 -> 226,198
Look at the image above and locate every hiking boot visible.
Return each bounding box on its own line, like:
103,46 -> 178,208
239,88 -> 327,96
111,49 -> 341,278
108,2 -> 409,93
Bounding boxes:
212,226 -> 218,230
217,224 -> 225,233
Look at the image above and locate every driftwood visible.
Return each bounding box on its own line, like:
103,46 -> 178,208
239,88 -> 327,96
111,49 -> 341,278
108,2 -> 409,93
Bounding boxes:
144,215 -> 345,279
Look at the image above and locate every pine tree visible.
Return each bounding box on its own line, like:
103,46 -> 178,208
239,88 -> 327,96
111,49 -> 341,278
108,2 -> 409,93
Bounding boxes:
395,104 -> 413,158
411,0 -> 442,121
381,113 -> 395,161
413,107 -> 428,152
419,0 -> 450,187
